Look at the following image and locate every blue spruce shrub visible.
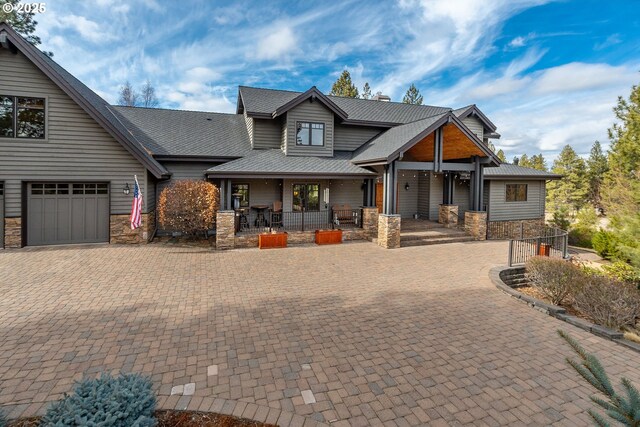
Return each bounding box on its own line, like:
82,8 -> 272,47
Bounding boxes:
41,373 -> 156,427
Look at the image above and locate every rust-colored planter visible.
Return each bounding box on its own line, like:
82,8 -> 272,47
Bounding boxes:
538,243 -> 551,256
315,229 -> 342,245
259,232 -> 287,249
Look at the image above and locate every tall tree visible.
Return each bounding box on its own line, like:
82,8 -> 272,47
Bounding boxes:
361,82 -> 372,100
602,81 -> 640,267
496,149 -> 506,162
118,81 -> 138,107
530,154 -> 548,171
586,141 -> 609,209
140,80 -> 158,108
329,70 -> 359,98
512,156 -> 520,165
402,83 -> 423,105
547,145 -> 589,213
519,153 -> 531,168
0,0 -> 52,56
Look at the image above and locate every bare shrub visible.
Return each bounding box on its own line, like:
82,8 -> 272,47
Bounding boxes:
572,275 -> 640,330
525,257 -> 584,305
158,180 -> 219,236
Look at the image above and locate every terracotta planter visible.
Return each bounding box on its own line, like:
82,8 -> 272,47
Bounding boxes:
315,229 -> 342,245
538,243 -> 551,256
259,232 -> 287,249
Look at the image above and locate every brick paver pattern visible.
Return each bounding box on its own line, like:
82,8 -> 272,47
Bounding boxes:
1,241 -> 639,426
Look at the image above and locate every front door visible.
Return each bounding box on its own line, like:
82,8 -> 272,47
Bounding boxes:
375,182 -> 383,213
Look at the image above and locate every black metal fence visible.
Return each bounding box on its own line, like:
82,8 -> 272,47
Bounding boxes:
487,220 -> 546,240
508,226 -> 569,266
235,208 -> 362,234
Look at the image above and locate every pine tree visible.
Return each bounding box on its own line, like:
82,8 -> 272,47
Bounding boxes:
0,0 -> 52,56
496,149 -> 506,162
530,154 -> 548,171
547,145 -> 589,213
512,156 -> 520,165
118,81 -> 138,107
587,141 -> 609,209
361,82 -> 372,100
402,83 -> 423,105
330,70 -> 359,98
519,154 -> 531,168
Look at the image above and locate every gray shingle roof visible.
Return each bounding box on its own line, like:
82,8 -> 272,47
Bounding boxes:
206,149 -> 376,176
239,86 -> 452,124
112,107 -> 251,158
351,113 -> 449,163
0,23 -> 168,178
484,164 -> 562,179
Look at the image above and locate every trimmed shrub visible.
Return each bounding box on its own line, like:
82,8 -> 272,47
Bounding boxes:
158,180 -> 219,237
592,229 -> 622,260
572,275 -> 640,330
602,261 -> 640,289
525,257 -> 584,305
41,373 -> 156,427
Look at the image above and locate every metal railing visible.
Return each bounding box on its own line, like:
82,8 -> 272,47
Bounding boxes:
487,220 -> 546,240
236,208 -> 362,234
508,226 -> 569,266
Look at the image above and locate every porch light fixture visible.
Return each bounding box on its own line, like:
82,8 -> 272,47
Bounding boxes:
123,183 -> 130,195
404,182 -> 410,191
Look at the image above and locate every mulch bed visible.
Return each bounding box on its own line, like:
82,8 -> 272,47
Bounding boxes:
7,411 -> 277,427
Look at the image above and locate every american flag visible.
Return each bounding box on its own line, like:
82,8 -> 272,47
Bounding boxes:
130,176 -> 143,230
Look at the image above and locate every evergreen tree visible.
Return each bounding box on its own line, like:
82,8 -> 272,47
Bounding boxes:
0,0 -> 52,56
330,70 -> 359,98
512,156 -> 520,165
530,154 -> 548,171
587,141 -> 609,209
547,145 -> 589,213
519,154 -> 531,168
496,149 -> 506,162
361,82 -> 372,100
402,83 -> 423,105
602,81 -> 640,267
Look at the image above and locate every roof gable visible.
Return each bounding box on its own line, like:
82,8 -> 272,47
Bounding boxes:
0,23 -> 168,178
454,104 -> 497,133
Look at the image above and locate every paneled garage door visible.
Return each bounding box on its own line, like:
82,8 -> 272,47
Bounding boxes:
27,182 -> 109,246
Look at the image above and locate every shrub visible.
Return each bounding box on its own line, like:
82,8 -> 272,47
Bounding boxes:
0,409 -> 6,427
550,206 -> 571,231
558,330 -> 640,426
572,275 -> 640,330
525,257 -> 584,305
41,373 -> 156,427
568,227 -> 594,248
158,180 -> 219,237
602,261 -> 640,289
592,229 -> 622,260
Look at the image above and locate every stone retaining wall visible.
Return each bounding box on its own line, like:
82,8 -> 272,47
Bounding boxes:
110,211 -> 155,244
234,228 -> 368,249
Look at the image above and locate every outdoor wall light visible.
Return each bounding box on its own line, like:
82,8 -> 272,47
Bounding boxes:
123,183 -> 130,195
404,182 -> 410,191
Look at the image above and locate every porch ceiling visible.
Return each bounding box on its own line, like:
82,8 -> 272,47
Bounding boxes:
406,123 -> 486,162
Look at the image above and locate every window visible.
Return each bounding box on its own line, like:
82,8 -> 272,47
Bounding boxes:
231,183 -> 250,208
0,95 -> 45,139
292,184 -> 319,211
296,122 -> 324,146
506,184 -> 527,202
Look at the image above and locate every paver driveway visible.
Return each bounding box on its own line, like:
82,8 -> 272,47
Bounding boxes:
1,241 -> 639,426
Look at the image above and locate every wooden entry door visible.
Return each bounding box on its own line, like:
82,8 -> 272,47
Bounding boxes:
375,182 -> 383,213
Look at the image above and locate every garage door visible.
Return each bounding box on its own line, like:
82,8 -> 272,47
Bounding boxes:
27,182 -> 109,246
0,183 -> 4,248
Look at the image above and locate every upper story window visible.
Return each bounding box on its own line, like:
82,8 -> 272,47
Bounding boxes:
296,122 -> 324,146
0,95 -> 46,139
506,184 -> 527,202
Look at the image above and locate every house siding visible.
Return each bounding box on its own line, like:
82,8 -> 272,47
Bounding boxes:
397,174 -> 419,218
329,179 -> 364,208
0,48 -> 149,217
284,100 -> 334,156
156,161 -> 214,197
488,180 -> 545,221
417,173 -> 430,217
253,118 -> 282,149
453,179 -> 470,215
462,117 -> 483,140
333,124 -> 382,151
429,173 -> 444,220
244,112 -> 254,146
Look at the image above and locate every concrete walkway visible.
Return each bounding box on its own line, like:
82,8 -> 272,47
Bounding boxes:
0,241 -> 638,426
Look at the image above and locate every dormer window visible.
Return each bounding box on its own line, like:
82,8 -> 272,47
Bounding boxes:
0,95 -> 46,139
296,122 -> 324,146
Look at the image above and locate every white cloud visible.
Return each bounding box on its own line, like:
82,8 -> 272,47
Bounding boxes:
56,14 -> 114,43
254,25 -> 296,61
531,62 -> 636,95
508,36 -> 527,48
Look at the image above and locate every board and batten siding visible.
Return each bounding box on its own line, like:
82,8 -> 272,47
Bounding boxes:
462,117 -> 483,140
333,124 -> 382,151
284,100 -> 334,156
488,180 -> 546,221
0,48 -> 151,217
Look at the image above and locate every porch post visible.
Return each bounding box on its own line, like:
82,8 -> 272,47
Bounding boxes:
433,127 -> 443,172
382,163 -> 396,214
478,166 -> 485,211
220,179 -> 226,210
226,180 -> 233,212
391,161 -> 398,215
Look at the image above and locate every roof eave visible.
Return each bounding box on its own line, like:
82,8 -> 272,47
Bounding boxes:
272,87 -> 349,120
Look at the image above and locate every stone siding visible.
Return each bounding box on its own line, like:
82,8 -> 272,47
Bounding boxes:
362,207 -> 379,240
216,211 -> 235,250
4,217 -> 22,248
486,218 -> 546,240
234,228 -> 368,249
438,204 -> 458,228
377,214 -> 401,249
464,211 -> 487,241
110,212 -> 154,244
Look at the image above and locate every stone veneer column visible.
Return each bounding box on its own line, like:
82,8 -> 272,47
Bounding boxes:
438,204 -> 459,228
377,214 -> 401,249
5,218 -> 22,248
216,210 -> 235,250
361,207 -> 379,240
464,211 -> 487,240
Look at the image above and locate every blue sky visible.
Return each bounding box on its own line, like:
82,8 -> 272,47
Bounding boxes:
34,0 -> 640,161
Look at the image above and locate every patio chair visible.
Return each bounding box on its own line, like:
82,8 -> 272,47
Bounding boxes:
270,200 -> 283,229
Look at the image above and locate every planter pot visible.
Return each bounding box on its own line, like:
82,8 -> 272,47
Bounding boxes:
315,229 -> 342,245
538,243 -> 551,256
259,232 -> 287,249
